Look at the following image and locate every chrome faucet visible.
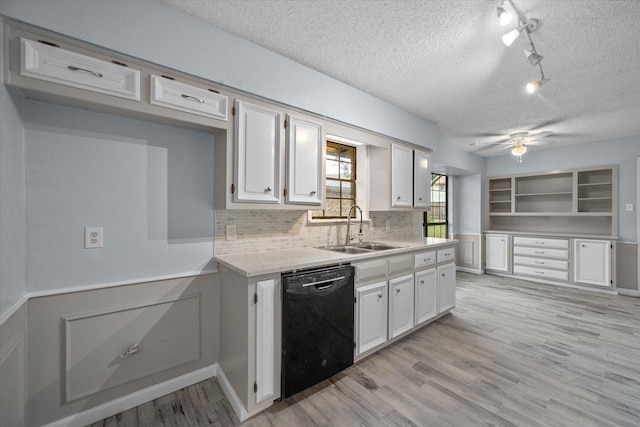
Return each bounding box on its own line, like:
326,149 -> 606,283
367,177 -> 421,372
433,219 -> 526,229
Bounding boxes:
345,205 -> 363,245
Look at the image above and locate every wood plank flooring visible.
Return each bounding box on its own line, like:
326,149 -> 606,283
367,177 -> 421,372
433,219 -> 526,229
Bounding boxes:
89,273 -> 640,426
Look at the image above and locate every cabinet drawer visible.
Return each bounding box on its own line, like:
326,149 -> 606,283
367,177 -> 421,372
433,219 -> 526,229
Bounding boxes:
513,246 -> 568,259
414,251 -> 436,269
513,236 -> 569,249
150,74 -> 228,120
513,256 -> 568,271
437,247 -> 456,263
388,254 -> 413,276
514,265 -> 569,281
354,259 -> 388,284
21,38 -> 140,101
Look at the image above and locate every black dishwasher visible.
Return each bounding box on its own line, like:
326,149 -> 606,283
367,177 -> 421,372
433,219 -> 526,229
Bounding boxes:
281,264 -> 355,398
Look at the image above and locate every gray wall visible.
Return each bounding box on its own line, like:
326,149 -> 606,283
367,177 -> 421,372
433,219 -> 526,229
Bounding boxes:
0,0 -> 437,150
451,174 -> 482,235
23,100 -> 215,293
486,136 -> 640,242
0,18 -> 26,316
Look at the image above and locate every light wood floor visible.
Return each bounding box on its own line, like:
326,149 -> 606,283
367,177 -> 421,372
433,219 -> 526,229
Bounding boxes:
90,273 -> 640,426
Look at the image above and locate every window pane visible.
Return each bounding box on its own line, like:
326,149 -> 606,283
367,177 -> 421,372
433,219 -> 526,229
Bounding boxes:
326,179 -> 340,198
341,181 -> 353,199
339,147 -> 353,163
325,199 -> 341,217
340,162 -> 352,180
326,160 -> 339,178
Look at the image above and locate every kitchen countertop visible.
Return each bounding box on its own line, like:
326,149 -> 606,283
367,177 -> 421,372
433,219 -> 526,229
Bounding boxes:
214,238 -> 457,277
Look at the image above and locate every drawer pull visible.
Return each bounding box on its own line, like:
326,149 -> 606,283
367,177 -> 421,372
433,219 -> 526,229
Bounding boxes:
535,271 -> 545,275
535,241 -> 545,244
397,196 -> 401,200
265,186 -> 272,193
67,65 -> 103,78
310,190 -> 317,195
181,93 -> 205,103
121,342 -> 142,358
535,261 -> 545,264
534,251 -> 544,254
377,293 -> 383,300
420,280 -> 424,284
395,288 -> 401,294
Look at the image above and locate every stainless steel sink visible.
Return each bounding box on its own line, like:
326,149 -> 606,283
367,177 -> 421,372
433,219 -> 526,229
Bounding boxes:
317,242 -> 404,253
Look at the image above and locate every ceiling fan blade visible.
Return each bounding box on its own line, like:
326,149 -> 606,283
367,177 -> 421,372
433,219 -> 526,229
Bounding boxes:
527,131 -> 554,141
527,140 -> 555,146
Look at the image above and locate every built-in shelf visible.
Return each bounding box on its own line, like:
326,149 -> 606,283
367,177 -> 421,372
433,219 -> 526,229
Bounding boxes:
486,165 -> 618,236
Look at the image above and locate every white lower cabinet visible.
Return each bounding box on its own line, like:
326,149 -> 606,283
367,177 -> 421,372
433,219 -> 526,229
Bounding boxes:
574,239 -> 612,287
389,274 -> 415,338
415,268 -> 438,325
437,263 -> 456,313
485,234 -> 510,272
356,281 -> 388,354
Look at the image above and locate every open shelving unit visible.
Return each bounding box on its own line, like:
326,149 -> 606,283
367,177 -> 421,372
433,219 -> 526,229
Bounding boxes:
486,166 -> 618,236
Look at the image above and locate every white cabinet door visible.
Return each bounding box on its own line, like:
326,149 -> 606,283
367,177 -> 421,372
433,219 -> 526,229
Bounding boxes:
574,239 -> 611,287
285,115 -> 323,205
486,234 -> 510,272
437,263 -> 456,313
356,282 -> 388,355
413,150 -> 431,208
415,268 -> 437,326
255,279 -> 275,404
391,144 -> 413,207
389,274 -> 415,338
234,100 -> 281,203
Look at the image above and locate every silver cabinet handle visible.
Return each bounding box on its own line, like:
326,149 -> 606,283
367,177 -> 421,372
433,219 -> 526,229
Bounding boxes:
420,280 -> 424,284
535,241 -> 545,244
181,94 -> 204,103
397,196 -> 401,200
442,273 -> 446,277
535,271 -> 545,274
581,244 -> 586,247
395,288 -> 401,294
310,190 -> 317,195
67,65 -> 103,77
535,261 -> 545,264
377,293 -> 383,300
534,251 -> 544,254
419,197 -> 423,201
265,187 -> 272,193
121,342 -> 142,358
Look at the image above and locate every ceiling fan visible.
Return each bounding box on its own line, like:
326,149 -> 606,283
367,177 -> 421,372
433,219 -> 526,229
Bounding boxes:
473,130 -> 555,157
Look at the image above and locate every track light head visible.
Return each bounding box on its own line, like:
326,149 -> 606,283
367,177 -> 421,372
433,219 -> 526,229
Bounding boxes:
524,49 -> 544,66
526,78 -> 550,94
502,26 -> 525,46
497,4 -> 512,26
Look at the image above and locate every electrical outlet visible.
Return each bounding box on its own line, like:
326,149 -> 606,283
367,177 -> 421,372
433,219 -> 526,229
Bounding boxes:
226,224 -> 236,241
626,203 -> 634,212
84,227 -> 103,249
385,219 -> 391,230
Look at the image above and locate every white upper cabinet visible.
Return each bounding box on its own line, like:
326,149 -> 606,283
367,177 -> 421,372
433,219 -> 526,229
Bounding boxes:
574,239 -> 612,287
413,150 -> 432,208
149,74 -> 228,120
234,100 -> 281,204
485,234 -> 510,272
391,144 -> 414,207
20,37 -> 140,101
285,115 -> 324,205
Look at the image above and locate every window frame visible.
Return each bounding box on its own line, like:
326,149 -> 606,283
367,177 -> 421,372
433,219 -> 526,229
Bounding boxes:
425,173 -> 448,238
311,141 -> 357,220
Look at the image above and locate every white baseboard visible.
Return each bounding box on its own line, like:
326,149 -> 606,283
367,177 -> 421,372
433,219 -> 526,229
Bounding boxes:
456,266 -> 483,275
45,364 -> 218,427
216,366 -> 249,422
617,288 -> 639,297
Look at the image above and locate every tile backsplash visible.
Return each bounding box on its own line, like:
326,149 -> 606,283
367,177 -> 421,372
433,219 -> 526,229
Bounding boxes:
214,210 -> 423,255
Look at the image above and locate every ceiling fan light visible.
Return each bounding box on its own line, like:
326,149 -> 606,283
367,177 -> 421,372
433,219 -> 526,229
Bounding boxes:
502,27 -> 523,46
497,5 -> 512,26
524,49 -> 544,66
511,144 -> 527,156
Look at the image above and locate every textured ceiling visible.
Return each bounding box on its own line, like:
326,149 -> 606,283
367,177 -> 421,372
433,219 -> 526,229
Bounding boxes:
163,0 -> 640,156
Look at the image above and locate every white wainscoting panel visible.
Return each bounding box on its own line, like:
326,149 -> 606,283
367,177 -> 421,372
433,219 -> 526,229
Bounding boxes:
64,295 -> 200,401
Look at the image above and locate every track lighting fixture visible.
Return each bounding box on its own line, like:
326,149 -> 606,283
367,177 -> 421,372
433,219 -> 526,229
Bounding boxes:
497,1 -> 512,26
496,0 -> 550,94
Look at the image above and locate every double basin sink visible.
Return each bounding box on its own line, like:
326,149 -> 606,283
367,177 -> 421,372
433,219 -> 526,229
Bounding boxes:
317,242 -> 404,254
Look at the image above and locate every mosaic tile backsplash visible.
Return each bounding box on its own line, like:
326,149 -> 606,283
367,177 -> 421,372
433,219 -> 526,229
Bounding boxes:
214,210 -> 423,255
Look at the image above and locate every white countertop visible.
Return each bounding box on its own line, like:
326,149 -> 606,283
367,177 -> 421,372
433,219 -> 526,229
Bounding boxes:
214,238 -> 457,277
